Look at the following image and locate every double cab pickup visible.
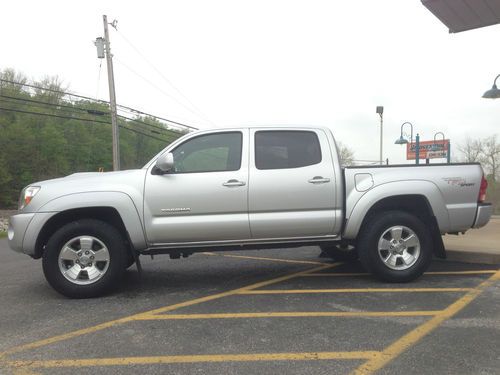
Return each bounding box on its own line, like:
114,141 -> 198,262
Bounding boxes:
8,127 -> 492,297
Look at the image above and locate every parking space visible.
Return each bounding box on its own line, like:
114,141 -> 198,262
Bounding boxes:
0,239 -> 498,375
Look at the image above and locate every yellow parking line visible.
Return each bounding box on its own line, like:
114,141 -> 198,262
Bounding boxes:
239,288 -> 473,294
303,272 -> 369,277
135,311 -> 440,320
0,263 -> 338,358
303,270 -> 498,277
203,252 -> 328,265
424,270 -> 498,275
352,269 -> 500,375
7,351 -> 380,369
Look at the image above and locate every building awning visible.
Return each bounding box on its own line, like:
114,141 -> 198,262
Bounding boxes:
422,0 -> 500,33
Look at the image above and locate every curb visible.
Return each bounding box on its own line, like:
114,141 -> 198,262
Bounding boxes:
442,249 -> 500,265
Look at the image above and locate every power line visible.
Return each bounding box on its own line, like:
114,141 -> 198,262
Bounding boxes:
116,114 -> 180,138
0,94 -> 180,138
116,30 -> 216,127
116,104 -> 197,130
119,124 -> 172,143
0,78 -> 198,130
0,94 -> 108,115
1,78 -> 104,103
0,98 -> 108,128
0,106 -> 110,124
95,60 -> 103,99
0,106 -> 175,143
121,115 -> 179,140
113,57 -> 210,127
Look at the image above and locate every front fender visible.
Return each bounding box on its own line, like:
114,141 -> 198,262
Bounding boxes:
343,180 -> 450,239
30,191 -> 147,251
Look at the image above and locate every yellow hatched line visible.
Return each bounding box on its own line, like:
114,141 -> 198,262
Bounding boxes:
303,270 -> 498,277
239,288 -> 473,295
202,252 -> 327,265
0,263 -> 339,359
351,269 -> 500,375
7,351 -> 379,369
135,311 -> 440,320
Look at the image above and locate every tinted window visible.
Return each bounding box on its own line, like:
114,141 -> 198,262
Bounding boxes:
172,132 -> 242,173
255,131 -> 322,170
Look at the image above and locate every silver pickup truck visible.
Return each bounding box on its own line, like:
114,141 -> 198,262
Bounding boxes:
7,126 -> 492,298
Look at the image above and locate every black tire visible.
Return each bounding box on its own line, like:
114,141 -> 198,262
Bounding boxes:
319,244 -> 358,262
42,219 -> 127,298
357,211 -> 433,283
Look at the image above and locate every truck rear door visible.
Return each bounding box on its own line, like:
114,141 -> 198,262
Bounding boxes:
248,128 -> 337,238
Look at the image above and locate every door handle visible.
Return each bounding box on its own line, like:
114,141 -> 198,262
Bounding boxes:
223,179 -> 246,187
308,176 -> 330,184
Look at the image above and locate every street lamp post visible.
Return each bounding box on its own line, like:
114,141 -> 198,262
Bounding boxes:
433,131 -> 445,144
432,131 -> 451,164
395,122 -> 421,164
376,106 -> 384,165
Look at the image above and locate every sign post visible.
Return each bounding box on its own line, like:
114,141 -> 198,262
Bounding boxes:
415,134 -> 420,164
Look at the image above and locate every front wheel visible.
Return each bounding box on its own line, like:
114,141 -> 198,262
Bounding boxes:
42,219 -> 127,298
357,211 -> 433,283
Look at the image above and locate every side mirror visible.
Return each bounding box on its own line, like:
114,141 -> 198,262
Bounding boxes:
155,152 -> 174,173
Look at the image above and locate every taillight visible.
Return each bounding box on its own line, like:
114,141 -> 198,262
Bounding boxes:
478,175 -> 488,203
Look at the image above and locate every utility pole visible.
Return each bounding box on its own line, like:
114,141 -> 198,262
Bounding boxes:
376,106 -> 384,165
102,15 -> 120,171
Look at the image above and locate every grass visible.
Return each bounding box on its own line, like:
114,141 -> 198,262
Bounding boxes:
0,231 -> 7,239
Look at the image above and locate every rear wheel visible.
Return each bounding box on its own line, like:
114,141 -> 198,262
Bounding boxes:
357,211 -> 432,282
42,219 -> 127,298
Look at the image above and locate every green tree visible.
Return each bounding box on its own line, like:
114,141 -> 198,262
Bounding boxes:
0,68 -> 185,208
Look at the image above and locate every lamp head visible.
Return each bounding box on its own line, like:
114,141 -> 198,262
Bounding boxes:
482,83 -> 500,99
395,136 -> 408,145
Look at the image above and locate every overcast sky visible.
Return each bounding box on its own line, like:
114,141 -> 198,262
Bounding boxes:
2,0 -> 500,164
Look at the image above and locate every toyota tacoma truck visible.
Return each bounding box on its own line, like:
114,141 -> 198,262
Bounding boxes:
7,126 -> 492,298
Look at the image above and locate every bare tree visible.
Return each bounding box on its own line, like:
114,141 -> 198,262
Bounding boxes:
482,135 -> 500,181
457,135 -> 500,181
0,68 -> 28,94
35,75 -> 68,103
456,137 -> 483,163
337,141 -> 355,166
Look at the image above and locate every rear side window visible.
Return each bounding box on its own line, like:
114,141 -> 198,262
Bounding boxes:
255,131 -> 322,170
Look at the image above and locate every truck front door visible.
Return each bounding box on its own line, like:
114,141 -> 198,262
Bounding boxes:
144,130 -> 250,244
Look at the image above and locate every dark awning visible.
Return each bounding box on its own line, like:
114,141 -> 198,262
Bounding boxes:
422,0 -> 500,33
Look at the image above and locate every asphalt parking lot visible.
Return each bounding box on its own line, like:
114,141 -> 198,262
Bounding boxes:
0,238 -> 498,375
